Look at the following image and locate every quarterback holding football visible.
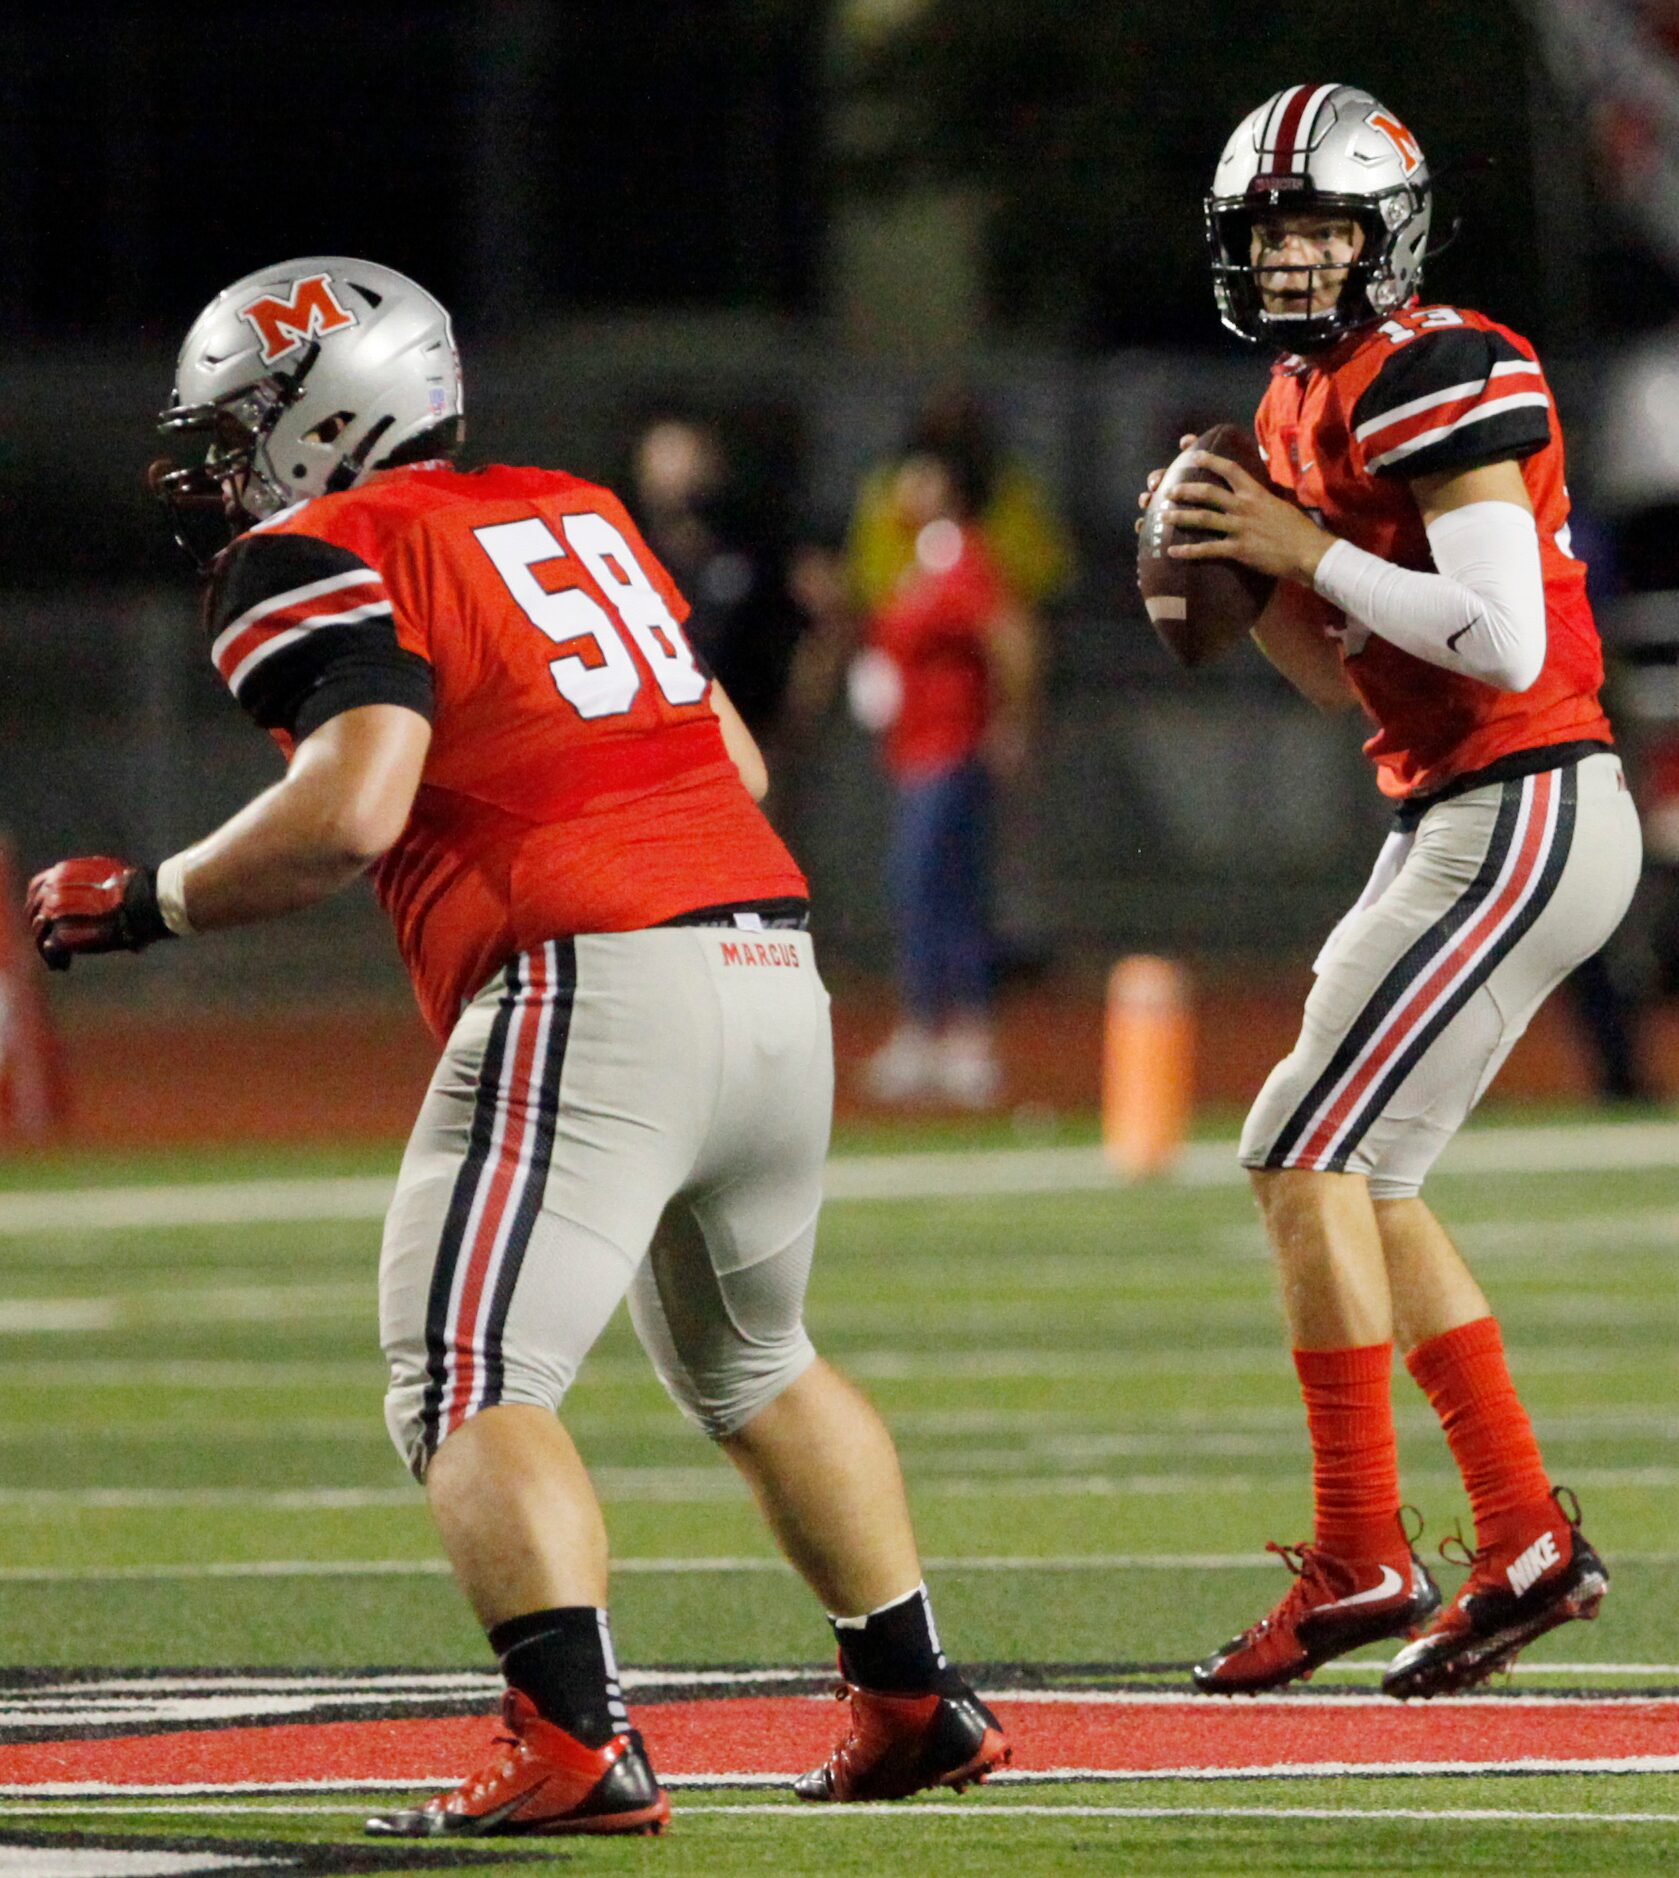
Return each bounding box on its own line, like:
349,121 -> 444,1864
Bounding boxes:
1139,86 -> 1641,1698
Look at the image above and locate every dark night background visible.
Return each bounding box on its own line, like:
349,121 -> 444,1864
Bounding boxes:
5,0 -> 1669,588
0,2 -> 1665,353
5,0 -> 1679,996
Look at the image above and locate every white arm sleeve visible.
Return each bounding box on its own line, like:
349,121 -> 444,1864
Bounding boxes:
1311,500 -> 1547,692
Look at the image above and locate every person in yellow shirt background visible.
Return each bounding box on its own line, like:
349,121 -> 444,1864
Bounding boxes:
845,382 -> 1075,618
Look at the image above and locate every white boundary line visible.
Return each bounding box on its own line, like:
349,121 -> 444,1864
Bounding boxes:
0,1799 -> 1677,1825
7,1682 -> 1674,1720
5,1552 -> 1679,1593
6,1551 -> 1679,1586
5,1758 -> 1679,1799
1,1797 -> 1677,1826
2,1118 -> 1677,1236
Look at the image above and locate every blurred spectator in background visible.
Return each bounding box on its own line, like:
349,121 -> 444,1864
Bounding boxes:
852,444 -> 1039,1108
845,382 -> 1075,619
630,414 -> 807,746
1564,323 -> 1679,1101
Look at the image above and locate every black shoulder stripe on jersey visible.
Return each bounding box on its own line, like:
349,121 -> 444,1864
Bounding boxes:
238,622 -> 434,739
1351,326 -> 1531,433
206,531 -> 379,640
1372,407 -> 1552,481
292,647 -> 435,741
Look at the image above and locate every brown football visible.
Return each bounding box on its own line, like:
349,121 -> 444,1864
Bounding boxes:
1137,423 -> 1278,668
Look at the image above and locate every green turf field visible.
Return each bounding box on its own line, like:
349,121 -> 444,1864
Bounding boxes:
2,1110 -> 1676,1874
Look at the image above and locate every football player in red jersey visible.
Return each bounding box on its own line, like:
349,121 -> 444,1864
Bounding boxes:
27,259 -> 1009,1830
1138,88 -> 1642,1697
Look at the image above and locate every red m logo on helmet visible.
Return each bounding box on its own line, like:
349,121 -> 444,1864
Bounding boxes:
1368,111 -> 1423,176
238,275 -> 357,366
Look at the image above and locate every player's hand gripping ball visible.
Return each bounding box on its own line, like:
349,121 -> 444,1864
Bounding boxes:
26,857 -> 172,971
1136,424 -> 1278,667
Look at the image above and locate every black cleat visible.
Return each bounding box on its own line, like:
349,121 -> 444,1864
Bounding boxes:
1384,1489 -> 1609,1700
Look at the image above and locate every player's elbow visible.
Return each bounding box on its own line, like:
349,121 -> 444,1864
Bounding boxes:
1495,640 -> 1546,694
322,797 -> 408,870
735,747 -> 770,802
1471,625 -> 1546,694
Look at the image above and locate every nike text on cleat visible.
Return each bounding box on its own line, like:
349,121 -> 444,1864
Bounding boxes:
1506,1529 -> 1562,1597
1193,1542 -> 1442,1696
364,1690 -> 669,1837
794,1676 -> 1012,1803
1383,1490 -> 1608,1700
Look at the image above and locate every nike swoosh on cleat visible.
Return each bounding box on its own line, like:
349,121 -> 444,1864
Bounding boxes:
1316,1565 -> 1405,1613
367,1783 -> 545,1838
1446,623 -> 1473,652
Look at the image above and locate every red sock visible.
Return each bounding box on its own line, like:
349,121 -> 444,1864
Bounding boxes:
1405,1316 -> 1551,1552
1293,1343 -> 1405,1562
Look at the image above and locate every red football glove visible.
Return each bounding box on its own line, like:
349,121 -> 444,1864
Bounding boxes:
25,857 -> 172,972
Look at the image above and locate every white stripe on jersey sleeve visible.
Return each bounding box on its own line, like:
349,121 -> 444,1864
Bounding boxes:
1363,391 -> 1553,473
211,569 -> 388,669
224,599 -> 397,696
1354,360 -> 1546,445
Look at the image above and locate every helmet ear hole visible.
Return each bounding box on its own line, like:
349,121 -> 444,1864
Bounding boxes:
302,411 -> 355,446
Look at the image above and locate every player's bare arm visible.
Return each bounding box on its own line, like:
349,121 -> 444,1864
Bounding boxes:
1409,456 -> 1533,525
162,703 -> 432,930
710,679 -> 769,800
28,704 -> 431,964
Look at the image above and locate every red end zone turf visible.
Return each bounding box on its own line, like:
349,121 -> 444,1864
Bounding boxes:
5,1692 -> 1679,1792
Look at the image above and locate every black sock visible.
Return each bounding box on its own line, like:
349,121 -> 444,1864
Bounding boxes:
830,1583 -> 963,1694
488,1605 -> 628,1748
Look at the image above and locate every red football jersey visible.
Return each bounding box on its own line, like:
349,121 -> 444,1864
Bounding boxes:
205,463 -> 807,1039
869,524 -> 1006,780
1254,305 -> 1612,799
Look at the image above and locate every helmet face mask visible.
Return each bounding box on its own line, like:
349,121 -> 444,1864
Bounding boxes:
153,258 -> 463,567
1206,86 -> 1432,352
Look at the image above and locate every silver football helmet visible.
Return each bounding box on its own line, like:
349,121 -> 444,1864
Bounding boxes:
1206,84 -> 1433,351
153,257 -> 462,563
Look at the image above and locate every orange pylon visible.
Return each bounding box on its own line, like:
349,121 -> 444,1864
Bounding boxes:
1102,955 -> 1193,1177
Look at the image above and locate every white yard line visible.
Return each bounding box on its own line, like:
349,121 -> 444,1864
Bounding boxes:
2,1785 -> 1678,1811
1,1345 -> 1665,1382
5,1549 -> 1679,1589
0,1119 -> 1674,1239
0,1800 -> 1677,1827
0,1551 -> 1266,1582
4,1799 -> 1679,1826
6,1459 -> 1679,1517
0,1288 -> 366,1336
3,1406 -> 1672,1446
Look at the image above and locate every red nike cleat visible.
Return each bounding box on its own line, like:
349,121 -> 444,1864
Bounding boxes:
794,1672 -> 1012,1802
1384,1488 -> 1608,1699
1194,1542 -> 1442,1695
364,1690 -> 669,1837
